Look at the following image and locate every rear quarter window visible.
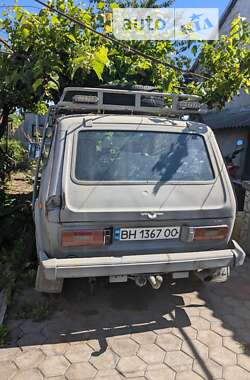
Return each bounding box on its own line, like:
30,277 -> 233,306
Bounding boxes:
74,130 -> 214,182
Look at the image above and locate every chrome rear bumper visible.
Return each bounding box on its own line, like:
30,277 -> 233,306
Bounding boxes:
38,240 -> 245,281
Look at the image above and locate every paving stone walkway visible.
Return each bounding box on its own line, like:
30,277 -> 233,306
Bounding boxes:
1,259 -> 250,380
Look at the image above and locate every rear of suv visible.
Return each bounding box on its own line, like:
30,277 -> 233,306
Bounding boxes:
33,87 -> 245,293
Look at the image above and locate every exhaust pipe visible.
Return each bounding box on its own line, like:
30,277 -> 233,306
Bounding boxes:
131,275 -> 164,289
134,276 -> 147,287
148,275 -> 163,289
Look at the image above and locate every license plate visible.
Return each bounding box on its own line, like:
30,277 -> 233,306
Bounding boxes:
114,226 -> 180,241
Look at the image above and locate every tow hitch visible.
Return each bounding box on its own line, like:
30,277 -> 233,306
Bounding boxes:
112,274 -> 164,289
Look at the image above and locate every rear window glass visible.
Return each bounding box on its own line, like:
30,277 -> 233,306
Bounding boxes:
75,131 -> 214,182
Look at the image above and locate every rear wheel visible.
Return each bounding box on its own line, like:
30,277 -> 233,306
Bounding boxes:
35,265 -> 64,294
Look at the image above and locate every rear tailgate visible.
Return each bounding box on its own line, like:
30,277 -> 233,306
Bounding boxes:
59,120 -> 235,256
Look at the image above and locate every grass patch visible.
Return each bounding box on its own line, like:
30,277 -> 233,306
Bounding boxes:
15,301 -> 50,322
0,169 -> 56,327
0,174 -> 37,300
0,325 -> 9,347
0,236 -> 36,298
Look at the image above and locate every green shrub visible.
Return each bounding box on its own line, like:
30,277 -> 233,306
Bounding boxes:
0,198 -> 36,297
0,139 -> 26,163
0,139 -> 27,186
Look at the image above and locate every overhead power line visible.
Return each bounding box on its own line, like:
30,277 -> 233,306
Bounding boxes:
33,0 -> 207,80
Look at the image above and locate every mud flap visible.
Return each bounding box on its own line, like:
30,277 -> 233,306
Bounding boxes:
35,265 -> 64,293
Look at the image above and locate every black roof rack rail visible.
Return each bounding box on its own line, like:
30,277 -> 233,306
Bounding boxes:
54,87 -> 207,117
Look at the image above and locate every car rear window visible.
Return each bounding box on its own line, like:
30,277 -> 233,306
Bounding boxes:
75,130 -> 214,182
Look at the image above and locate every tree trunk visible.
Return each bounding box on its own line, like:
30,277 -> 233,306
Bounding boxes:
0,107 -> 10,139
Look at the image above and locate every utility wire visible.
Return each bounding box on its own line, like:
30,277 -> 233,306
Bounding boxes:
33,0 -> 207,80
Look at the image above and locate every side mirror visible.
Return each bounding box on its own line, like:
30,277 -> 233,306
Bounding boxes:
28,142 -> 41,159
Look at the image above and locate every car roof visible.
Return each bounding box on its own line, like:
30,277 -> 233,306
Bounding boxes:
58,114 -> 210,135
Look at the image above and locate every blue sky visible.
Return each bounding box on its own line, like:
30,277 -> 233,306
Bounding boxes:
0,0 -> 231,40
2,0 -> 231,15
173,0 -> 230,14
0,0 -> 231,44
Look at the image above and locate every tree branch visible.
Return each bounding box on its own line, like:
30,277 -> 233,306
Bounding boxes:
0,37 -> 13,52
34,0 -> 209,81
0,107 -> 10,139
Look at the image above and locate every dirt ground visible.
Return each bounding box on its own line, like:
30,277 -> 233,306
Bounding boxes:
6,171 -> 33,196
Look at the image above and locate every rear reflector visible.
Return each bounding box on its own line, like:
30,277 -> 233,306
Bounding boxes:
193,226 -> 229,241
61,229 -> 105,247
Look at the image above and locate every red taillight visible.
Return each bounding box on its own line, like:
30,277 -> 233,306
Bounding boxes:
193,226 -> 229,241
61,229 -> 105,247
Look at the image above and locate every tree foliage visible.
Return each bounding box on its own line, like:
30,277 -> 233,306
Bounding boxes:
189,17 -> 250,108
0,0 -> 249,138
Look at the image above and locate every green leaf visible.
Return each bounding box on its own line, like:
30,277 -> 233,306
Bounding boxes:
110,3 -> 119,9
191,45 -> 198,56
32,78 -> 43,91
71,55 -> 88,79
50,72 -> 59,83
92,60 -> 103,80
91,46 -> 109,80
51,15 -> 59,25
21,27 -> 30,39
104,24 -> 112,33
97,2 -> 105,9
65,33 -> 76,43
46,80 -> 59,91
33,101 -> 48,115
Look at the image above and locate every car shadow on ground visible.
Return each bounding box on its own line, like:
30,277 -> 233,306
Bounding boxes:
7,277 -> 195,345
4,261 -> 250,380
60,278 -> 191,352
6,276 -> 218,379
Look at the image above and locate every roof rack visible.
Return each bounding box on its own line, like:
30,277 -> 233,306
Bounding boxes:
55,87 -> 207,116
